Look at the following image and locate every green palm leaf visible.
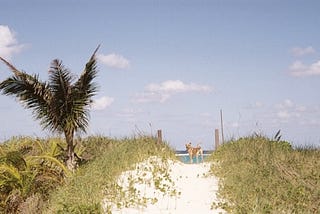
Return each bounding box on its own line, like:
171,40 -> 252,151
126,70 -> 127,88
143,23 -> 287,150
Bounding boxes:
72,46 -> 99,133
0,164 -> 23,189
0,57 -> 52,130
47,59 -> 74,133
27,155 -> 71,177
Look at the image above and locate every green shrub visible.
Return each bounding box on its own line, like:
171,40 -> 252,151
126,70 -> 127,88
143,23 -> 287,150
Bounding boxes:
0,137 -> 69,213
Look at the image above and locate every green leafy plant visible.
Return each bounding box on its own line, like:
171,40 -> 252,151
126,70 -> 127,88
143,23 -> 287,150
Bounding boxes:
0,137 -> 70,213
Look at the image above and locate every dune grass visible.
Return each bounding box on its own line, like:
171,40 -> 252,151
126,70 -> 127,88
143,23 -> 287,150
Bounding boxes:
209,135 -> 320,213
0,135 -> 176,213
44,135 -> 176,213
4,134 -> 319,213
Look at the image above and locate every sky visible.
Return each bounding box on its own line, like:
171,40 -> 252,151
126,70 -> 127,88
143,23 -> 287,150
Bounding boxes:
0,0 -> 320,149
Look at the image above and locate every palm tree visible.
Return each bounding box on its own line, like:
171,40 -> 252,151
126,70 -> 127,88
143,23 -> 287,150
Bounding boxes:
0,46 -> 99,170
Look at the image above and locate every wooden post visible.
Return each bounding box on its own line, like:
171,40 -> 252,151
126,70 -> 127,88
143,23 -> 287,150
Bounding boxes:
215,129 -> 220,150
157,129 -> 162,144
220,109 -> 225,144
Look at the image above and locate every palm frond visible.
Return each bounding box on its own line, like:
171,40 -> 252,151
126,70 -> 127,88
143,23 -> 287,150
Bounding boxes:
0,151 -> 26,171
33,139 -> 45,154
27,155 -> 71,177
49,59 -> 73,96
0,74 -> 53,129
0,58 -> 53,130
0,57 -> 23,76
74,48 -> 99,99
89,44 -> 100,61
0,164 -> 23,189
47,59 -> 74,132
70,46 -> 100,132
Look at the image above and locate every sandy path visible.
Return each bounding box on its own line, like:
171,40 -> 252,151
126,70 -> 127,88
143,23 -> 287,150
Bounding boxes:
167,162 -> 226,214
106,158 -> 226,214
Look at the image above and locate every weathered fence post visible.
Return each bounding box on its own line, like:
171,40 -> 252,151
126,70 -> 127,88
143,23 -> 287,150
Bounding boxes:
215,129 -> 220,150
157,129 -> 162,144
220,109 -> 225,144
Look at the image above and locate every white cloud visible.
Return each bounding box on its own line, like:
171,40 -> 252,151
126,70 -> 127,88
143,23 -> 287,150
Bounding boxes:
134,91 -> 170,103
276,110 -> 300,122
274,99 -> 305,122
97,53 -> 130,69
296,106 -> 307,112
290,46 -> 315,57
91,96 -> 114,110
0,25 -> 25,59
146,80 -> 212,93
289,60 -> 320,77
277,110 -> 291,119
276,99 -> 294,109
275,99 -> 296,110
134,80 -> 213,103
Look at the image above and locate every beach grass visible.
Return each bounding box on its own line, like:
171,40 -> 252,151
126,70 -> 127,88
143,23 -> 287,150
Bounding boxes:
209,135 -> 320,213
2,134 -> 319,213
0,135 -> 176,213
44,135 -> 176,213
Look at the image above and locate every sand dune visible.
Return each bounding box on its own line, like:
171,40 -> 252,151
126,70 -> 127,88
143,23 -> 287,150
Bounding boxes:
104,157 -> 227,214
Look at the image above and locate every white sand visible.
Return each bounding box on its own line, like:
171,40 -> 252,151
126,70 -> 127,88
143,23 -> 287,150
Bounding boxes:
103,157 -> 227,214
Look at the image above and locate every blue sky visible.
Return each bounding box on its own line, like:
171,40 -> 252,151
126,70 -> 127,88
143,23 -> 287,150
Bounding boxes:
1,0 -> 320,149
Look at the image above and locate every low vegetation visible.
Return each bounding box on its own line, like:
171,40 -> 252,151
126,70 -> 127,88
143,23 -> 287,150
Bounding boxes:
209,135 -> 320,213
0,137 -> 69,213
2,134 -> 319,213
45,135 -> 175,213
0,135 -> 175,213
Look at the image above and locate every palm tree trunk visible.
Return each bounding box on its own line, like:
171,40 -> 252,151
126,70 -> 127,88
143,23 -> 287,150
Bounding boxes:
65,129 -> 76,171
